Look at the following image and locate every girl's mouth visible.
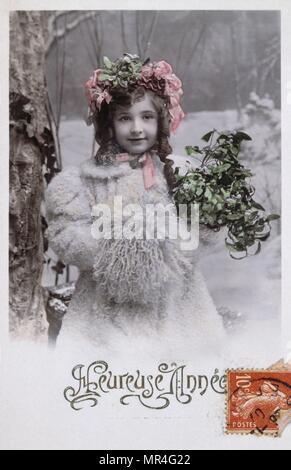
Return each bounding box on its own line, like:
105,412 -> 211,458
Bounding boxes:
128,138 -> 146,141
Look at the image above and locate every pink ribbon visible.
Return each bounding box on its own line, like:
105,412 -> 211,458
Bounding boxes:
115,152 -> 156,189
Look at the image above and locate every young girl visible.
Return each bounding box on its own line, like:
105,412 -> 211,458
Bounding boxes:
46,54 -> 225,351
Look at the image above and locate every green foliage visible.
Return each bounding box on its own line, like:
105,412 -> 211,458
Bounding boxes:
98,54 -> 143,89
173,130 -> 280,259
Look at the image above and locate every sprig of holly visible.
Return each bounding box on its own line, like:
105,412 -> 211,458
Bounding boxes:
173,130 -> 280,259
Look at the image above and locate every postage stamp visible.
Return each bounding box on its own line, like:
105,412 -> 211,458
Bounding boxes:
226,364 -> 291,437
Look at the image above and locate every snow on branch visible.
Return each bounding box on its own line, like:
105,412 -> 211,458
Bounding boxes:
46,11 -> 100,54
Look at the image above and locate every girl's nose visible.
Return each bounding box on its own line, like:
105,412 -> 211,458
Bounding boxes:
130,119 -> 143,135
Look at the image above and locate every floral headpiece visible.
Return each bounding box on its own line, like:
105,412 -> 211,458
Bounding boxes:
85,53 -> 185,132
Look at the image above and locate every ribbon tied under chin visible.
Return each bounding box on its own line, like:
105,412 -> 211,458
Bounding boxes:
115,152 -> 156,189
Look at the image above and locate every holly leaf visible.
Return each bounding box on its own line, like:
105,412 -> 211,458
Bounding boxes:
267,214 -> 280,221
143,57 -> 151,66
217,134 -> 230,141
255,232 -> 270,241
185,145 -> 202,156
234,131 -> 252,142
99,73 -> 111,81
252,201 -> 265,211
103,56 -> 112,69
201,130 -> 215,142
252,241 -> 262,255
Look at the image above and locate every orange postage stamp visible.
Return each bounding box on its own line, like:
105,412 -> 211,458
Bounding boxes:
226,366 -> 291,437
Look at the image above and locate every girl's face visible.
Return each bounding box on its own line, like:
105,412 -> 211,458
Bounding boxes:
112,93 -> 158,155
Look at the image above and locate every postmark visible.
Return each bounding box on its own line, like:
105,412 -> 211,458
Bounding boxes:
226,364 -> 291,437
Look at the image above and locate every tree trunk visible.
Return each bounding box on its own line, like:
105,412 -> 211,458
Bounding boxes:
9,11 -> 53,339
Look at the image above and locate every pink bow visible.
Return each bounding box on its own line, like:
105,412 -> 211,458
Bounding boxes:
115,152 -> 156,189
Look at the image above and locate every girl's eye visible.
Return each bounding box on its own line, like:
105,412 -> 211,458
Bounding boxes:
119,116 -> 131,122
143,115 -> 154,120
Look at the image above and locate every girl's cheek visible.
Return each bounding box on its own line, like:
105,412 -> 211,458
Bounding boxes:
145,119 -> 157,127
115,122 -> 129,133
150,121 -> 158,132
123,123 -> 131,133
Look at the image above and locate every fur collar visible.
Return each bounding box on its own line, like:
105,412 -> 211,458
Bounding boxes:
80,158 -> 132,180
79,153 -> 187,181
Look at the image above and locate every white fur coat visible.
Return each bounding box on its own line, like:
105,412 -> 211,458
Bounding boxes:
45,154 -> 225,351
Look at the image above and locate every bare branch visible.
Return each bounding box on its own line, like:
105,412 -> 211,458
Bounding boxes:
78,14 -> 104,68
95,14 -> 104,65
143,11 -> 159,58
230,20 -> 242,115
197,29 -> 207,67
121,11 -> 129,52
45,93 -> 62,170
92,15 -> 101,63
79,16 -> 98,68
181,24 -> 207,83
48,10 -> 76,28
55,18 -> 60,127
86,15 -> 100,64
176,29 -> 191,74
260,54 -> 279,95
46,11 -> 100,54
238,34 -> 280,88
135,11 -> 142,57
57,13 -> 67,128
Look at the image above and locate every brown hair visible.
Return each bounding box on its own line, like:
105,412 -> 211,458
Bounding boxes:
92,86 -> 177,194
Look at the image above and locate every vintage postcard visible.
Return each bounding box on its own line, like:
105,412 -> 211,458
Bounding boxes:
0,0 -> 291,451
